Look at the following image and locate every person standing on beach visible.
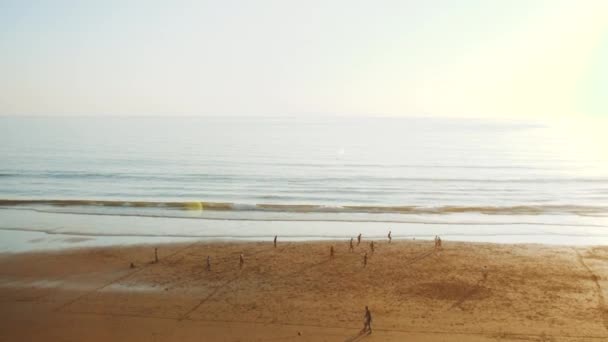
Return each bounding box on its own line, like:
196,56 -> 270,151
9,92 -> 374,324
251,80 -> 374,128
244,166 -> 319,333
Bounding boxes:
363,252 -> 368,267
274,235 -> 277,248
388,230 -> 392,243
330,245 -> 335,259
206,256 -> 211,271
370,241 -> 375,253
349,238 -> 354,252
239,253 -> 244,269
357,233 -> 362,246
154,247 -> 159,263
362,306 -> 372,334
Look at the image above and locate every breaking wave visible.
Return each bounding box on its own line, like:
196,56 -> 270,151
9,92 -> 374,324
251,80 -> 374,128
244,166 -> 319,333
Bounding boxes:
1,199 -> 607,216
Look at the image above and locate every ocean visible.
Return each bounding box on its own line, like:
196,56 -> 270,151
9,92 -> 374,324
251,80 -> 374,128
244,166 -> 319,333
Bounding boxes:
1,116 -> 607,251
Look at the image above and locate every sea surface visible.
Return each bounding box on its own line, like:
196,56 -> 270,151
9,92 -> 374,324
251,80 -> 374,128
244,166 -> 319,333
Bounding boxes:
1,116 -> 607,252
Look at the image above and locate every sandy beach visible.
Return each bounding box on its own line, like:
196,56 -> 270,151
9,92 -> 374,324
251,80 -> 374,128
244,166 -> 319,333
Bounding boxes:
1,239 -> 607,341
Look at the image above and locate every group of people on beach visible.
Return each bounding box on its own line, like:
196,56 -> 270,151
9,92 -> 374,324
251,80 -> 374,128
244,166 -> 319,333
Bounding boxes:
434,235 -> 442,249
148,231 -> 447,336
204,232 -> 443,271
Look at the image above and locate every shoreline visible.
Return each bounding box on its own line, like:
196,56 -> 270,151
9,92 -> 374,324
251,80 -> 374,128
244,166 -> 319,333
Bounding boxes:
1,239 -> 608,341
4,202 -> 608,253
0,225 -> 608,255
3,227 -> 608,255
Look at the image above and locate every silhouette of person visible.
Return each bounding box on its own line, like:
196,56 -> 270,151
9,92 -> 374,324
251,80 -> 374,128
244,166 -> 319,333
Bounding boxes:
363,306 -> 372,334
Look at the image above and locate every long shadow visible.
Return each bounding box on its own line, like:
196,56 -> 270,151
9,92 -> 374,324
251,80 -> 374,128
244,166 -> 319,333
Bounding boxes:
53,242 -> 200,313
178,243 -> 294,320
178,274 -> 241,321
403,248 -> 436,266
344,330 -> 370,342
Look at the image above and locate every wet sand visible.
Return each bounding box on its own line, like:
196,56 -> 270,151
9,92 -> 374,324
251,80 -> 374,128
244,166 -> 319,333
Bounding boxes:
1,239 -> 607,341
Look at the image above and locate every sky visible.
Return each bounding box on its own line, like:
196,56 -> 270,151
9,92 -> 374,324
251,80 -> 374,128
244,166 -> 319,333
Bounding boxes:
0,0 -> 607,118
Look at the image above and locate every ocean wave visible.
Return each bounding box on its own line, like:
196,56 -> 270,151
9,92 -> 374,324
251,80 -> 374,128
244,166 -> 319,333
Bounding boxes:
2,171 -> 608,184
2,226 -> 608,239
1,199 -> 607,216
4,206 -> 608,228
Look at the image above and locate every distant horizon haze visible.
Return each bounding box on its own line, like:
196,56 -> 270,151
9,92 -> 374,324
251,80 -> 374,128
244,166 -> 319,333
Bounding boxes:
1,0 -> 607,119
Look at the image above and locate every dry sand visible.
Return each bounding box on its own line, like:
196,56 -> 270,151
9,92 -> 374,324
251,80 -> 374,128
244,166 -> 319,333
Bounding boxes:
1,239 -> 608,341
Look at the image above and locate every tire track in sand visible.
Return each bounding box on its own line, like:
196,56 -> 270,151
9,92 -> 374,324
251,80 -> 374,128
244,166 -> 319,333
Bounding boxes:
574,248 -> 608,332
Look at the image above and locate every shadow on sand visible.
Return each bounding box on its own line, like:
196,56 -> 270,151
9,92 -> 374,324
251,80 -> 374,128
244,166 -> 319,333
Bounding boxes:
344,330 -> 371,342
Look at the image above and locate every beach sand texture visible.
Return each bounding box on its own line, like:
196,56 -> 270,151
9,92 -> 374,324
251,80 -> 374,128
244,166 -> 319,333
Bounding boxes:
1,240 -> 608,341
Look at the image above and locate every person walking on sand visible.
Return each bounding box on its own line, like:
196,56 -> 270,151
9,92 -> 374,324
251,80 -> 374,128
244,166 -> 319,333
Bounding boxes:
363,252 -> 368,267
239,253 -> 244,269
349,238 -> 354,252
388,230 -> 392,243
274,235 -> 277,248
370,241 -> 375,253
362,306 -> 372,334
357,233 -> 362,246
330,245 -> 335,259
437,236 -> 442,249
154,247 -> 159,263
206,256 -> 211,271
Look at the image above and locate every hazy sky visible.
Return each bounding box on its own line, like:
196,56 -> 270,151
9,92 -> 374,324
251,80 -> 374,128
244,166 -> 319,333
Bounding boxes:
1,0 -> 607,118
